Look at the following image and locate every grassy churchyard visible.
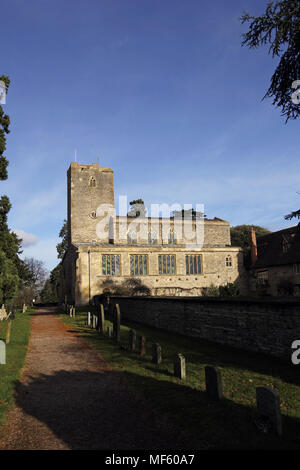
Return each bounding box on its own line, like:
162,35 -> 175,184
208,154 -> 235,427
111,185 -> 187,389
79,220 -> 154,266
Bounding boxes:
0,308 -> 31,427
59,306 -> 300,450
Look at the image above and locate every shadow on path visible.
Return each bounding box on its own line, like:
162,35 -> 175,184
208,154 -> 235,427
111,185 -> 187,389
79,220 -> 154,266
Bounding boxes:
13,369 -> 300,450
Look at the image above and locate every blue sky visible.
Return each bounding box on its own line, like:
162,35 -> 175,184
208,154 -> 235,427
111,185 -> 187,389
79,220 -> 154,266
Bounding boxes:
1,0 -> 300,272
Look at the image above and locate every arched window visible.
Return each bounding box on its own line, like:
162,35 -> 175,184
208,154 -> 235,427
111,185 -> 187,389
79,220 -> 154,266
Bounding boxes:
226,255 -> 232,267
168,229 -> 176,245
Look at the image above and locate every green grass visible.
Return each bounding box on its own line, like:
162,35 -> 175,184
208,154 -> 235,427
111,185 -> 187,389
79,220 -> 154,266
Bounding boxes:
0,309 -> 32,427
59,306 -> 300,449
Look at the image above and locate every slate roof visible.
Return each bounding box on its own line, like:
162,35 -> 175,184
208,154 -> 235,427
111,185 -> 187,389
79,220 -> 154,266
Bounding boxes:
254,225 -> 300,269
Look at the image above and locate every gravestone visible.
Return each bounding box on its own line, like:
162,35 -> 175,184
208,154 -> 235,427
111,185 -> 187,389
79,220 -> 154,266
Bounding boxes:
205,366 -> 223,400
0,340 -> 5,364
107,325 -> 112,338
69,306 -> 73,317
6,320 -> 12,345
152,343 -> 162,365
256,386 -> 282,436
113,304 -> 121,342
129,329 -> 136,351
174,354 -> 186,379
87,312 -> 91,327
98,304 -> 105,334
72,306 -> 76,317
92,314 -> 98,329
138,336 -> 146,356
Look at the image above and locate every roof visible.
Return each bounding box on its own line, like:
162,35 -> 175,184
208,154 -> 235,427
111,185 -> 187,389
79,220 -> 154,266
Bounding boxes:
254,225 -> 300,269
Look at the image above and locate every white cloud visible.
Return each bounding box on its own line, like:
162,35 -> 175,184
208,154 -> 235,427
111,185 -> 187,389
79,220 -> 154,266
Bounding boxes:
13,229 -> 39,247
20,237 -> 60,272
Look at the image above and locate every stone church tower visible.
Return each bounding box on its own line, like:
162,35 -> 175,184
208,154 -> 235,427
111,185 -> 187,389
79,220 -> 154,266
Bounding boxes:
67,162 -> 114,245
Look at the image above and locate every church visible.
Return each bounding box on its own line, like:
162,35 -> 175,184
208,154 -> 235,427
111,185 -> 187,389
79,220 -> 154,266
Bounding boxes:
62,162 -> 246,305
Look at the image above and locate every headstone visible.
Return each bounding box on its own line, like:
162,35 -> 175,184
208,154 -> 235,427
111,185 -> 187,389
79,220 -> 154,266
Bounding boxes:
113,304 -> 121,342
72,306 -> 76,317
87,311 -> 91,327
69,306 -> 73,317
152,343 -> 162,365
22,304 -> 27,313
138,336 -> 146,356
0,340 -> 5,364
107,325 -> 112,338
256,386 -> 282,436
6,320 -> 12,345
129,329 -> 136,351
98,305 -> 105,334
92,313 -> 98,329
174,354 -> 186,380
205,366 -> 223,400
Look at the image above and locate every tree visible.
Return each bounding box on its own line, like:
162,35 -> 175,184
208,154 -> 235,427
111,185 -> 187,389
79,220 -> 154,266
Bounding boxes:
0,250 -> 19,304
23,257 -> 48,296
0,75 -> 10,180
231,225 -> 271,250
0,75 -> 26,304
231,225 -> 271,267
40,279 -> 57,303
240,0 -> 300,121
284,207 -> 300,220
56,219 -> 68,259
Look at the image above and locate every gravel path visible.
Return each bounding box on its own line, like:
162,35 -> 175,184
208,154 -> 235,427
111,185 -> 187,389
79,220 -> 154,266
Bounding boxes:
0,308 -> 187,450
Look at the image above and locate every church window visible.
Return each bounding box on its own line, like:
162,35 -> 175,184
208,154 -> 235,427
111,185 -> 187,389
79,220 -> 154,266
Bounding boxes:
226,255 -> 232,267
102,255 -> 120,276
130,255 -> 148,275
186,255 -> 202,275
158,255 -> 176,274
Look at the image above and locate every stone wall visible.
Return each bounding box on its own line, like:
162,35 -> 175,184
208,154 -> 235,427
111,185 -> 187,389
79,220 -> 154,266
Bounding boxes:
110,296 -> 300,360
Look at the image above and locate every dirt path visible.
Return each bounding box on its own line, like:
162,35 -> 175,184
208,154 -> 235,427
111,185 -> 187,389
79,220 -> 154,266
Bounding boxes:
0,308 -> 186,450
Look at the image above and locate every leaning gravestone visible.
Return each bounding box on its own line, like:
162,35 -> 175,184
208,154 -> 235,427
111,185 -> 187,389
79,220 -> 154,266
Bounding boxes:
0,340 -> 5,364
129,329 -> 136,351
174,354 -> 186,380
113,304 -> 121,342
98,305 -> 105,334
205,366 -> 223,400
138,336 -> 146,356
256,386 -> 282,436
152,343 -> 162,365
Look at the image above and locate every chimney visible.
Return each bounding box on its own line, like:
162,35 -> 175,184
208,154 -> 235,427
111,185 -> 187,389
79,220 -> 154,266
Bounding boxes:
250,226 -> 257,266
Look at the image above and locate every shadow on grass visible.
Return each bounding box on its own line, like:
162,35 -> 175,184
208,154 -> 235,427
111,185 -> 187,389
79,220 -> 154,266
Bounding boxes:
12,368 -> 300,450
114,317 -> 300,388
